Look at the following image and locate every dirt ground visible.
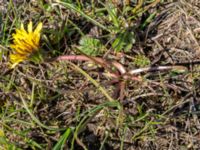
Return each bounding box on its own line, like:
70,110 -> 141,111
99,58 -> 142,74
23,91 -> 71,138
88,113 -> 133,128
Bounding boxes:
1,0 -> 200,149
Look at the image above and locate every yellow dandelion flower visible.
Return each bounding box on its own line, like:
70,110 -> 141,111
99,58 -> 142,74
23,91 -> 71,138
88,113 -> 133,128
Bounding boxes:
9,21 -> 43,68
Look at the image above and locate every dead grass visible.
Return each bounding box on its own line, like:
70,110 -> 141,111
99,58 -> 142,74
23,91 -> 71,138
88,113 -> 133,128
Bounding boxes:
0,0 -> 200,150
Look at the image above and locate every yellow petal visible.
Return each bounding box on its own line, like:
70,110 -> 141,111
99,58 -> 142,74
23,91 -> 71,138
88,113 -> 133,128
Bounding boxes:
28,21 -> 33,33
10,62 -> 19,68
10,21 -> 42,68
14,30 -> 28,40
0,129 -> 4,137
21,23 -> 25,30
34,22 -> 42,34
10,54 -> 27,68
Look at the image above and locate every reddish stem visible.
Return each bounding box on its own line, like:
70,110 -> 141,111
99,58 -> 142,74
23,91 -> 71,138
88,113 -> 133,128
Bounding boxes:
56,55 -> 127,76
55,55 -> 140,101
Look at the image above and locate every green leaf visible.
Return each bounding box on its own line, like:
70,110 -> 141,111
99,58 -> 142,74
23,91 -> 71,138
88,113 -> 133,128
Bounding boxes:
78,36 -> 104,56
112,30 -> 135,52
133,55 -> 150,67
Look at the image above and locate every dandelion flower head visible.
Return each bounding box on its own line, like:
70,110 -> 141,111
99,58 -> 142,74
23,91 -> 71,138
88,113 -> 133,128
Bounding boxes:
9,21 -> 42,68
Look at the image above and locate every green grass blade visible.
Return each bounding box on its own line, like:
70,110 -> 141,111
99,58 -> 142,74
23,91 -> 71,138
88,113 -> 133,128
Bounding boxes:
54,0 -> 109,32
19,92 -> 65,131
66,61 -> 115,102
53,128 -> 72,150
71,101 -> 120,150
